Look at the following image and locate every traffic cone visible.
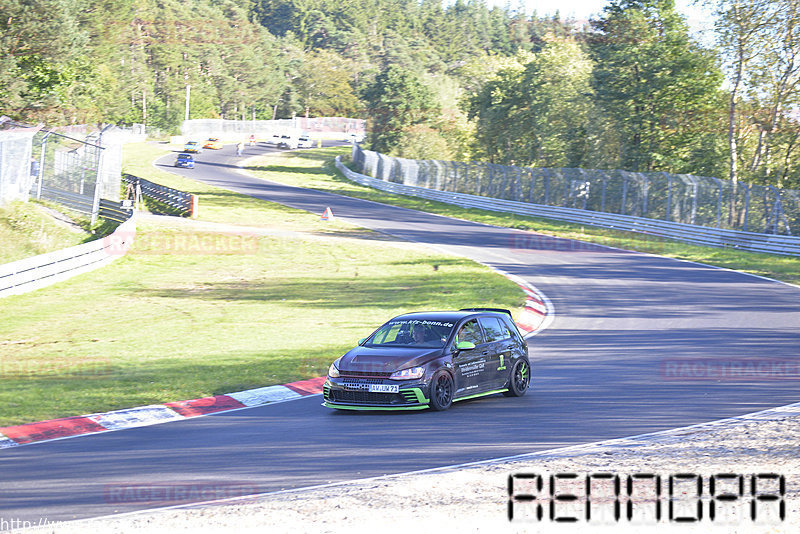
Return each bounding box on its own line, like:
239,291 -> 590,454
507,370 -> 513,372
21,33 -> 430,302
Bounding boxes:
321,207 -> 335,221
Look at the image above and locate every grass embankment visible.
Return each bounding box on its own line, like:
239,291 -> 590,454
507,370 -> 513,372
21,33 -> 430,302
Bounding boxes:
247,146 -> 800,286
0,202 -> 89,264
0,142 -> 524,426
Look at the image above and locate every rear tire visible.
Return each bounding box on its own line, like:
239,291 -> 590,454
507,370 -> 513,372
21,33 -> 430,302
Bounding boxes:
503,358 -> 531,397
429,371 -> 454,411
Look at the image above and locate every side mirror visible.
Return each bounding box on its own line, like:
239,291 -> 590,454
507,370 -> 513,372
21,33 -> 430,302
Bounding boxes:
454,341 -> 475,351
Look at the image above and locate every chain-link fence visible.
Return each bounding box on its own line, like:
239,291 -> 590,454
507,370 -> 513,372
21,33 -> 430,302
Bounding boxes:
28,128 -> 105,220
0,118 -> 133,223
181,117 -> 366,140
352,145 -> 799,235
0,127 -> 36,205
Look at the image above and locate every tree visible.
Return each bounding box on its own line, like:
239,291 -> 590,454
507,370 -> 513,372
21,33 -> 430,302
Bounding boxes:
295,49 -> 360,116
745,1 -> 800,183
468,41 -> 595,167
361,65 -> 440,155
0,0 -> 90,122
589,0 -> 725,174
710,0 -> 779,189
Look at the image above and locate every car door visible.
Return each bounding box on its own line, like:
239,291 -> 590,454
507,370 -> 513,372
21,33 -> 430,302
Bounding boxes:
478,316 -> 515,389
452,319 -> 493,397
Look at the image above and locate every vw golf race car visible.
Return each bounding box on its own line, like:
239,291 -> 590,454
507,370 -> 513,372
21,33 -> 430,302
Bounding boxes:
323,309 -> 530,411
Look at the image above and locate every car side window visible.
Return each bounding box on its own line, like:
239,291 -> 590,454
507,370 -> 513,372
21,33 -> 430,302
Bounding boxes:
456,319 -> 484,345
479,316 -> 509,342
500,316 -> 522,343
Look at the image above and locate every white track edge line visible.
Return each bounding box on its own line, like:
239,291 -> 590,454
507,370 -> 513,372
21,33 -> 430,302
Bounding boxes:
65,399 -> 800,529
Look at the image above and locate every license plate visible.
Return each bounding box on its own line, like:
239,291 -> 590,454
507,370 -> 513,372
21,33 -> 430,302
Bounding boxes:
369,384 -> 399,393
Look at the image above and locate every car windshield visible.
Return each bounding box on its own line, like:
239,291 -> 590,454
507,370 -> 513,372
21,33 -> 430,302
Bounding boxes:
366,319 -> 455,348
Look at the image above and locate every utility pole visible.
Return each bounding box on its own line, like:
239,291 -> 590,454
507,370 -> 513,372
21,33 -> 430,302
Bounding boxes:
185,85 -> 191,121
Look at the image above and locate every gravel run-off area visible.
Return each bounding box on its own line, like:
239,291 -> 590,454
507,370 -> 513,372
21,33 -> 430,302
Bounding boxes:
29,401 -> 800,534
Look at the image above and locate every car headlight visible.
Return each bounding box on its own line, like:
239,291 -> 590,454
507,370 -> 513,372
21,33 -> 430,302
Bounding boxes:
390,366 -> 424,380
328,362 -> 340,378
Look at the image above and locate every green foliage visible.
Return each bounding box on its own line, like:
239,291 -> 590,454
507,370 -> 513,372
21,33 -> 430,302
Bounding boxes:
293,49 -> 360,117
362,65 -> 440,156
469,41 -> 595,167
588,0 -> 726,174
4,0 -> 800,190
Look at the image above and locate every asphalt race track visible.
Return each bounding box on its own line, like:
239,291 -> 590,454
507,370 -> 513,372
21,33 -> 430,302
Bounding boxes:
2,141 -> 799,524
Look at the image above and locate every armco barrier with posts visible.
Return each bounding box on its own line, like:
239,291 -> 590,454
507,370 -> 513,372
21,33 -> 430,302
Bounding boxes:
336,157 -> 800,257
122,174 -> 197,217
0,213 -> 136,298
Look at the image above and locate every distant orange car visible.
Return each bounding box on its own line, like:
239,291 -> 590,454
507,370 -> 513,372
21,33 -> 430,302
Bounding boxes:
204,138 -> 223,150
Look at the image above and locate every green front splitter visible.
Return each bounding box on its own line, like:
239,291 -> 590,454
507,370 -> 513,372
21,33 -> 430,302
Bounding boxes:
323,402 -> 430,411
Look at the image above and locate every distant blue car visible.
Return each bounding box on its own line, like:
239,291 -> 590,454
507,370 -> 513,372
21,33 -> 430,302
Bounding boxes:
175,153 -> 195,168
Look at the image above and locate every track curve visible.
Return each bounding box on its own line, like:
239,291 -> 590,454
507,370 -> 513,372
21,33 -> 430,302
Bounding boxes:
1,142 -> 798,523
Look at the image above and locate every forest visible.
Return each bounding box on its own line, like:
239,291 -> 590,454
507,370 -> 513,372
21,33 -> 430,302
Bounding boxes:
2,0 -> 799,189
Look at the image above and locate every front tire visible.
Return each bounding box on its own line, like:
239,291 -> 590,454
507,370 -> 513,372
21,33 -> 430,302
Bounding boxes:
503,358 -> 530,397
429,371 -> 454,411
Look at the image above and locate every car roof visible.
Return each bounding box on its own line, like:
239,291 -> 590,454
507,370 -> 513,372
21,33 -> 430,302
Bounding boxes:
389,309 -> 512,322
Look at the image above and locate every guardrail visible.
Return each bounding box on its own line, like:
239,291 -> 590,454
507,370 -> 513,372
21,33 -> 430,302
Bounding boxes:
99,199 -> 134,223
0,214 -> 136,298
336,157 -> 800,257
122,174 -> 197,217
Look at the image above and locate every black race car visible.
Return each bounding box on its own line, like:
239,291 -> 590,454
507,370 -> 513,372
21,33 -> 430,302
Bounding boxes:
323,309 -> 530,411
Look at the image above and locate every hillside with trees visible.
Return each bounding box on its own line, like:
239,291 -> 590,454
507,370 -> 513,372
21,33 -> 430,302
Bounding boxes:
2,0 -> 800,188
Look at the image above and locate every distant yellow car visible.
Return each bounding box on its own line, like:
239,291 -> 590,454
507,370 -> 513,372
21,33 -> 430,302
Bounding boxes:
204,138 -> 223,150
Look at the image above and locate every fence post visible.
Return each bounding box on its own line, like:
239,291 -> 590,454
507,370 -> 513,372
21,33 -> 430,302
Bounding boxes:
36,132 -> 50,200
710,176 -> 723,228
743,184 -> 750,232
90,146 -> 105,226
621,172 -> 632,216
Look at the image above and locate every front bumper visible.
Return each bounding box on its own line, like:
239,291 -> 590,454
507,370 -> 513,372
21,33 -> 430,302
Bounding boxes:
323,378 -> 430,410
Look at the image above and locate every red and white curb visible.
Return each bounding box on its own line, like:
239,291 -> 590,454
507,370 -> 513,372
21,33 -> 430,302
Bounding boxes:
0,284 -> 551,450
0,377 -> 326,449
492,269 -> 554,338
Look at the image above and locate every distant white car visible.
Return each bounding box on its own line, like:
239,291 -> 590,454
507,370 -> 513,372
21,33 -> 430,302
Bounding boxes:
297,135 -> 313,148
347,133 -> 364,144
277,135 -> 298,149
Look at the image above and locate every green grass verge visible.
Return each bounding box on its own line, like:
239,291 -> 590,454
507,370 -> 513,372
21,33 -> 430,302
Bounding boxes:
245,146 -> 800,286
0,201 -> 92,264
0,145 -> 524,427
122,142 -> 345,232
